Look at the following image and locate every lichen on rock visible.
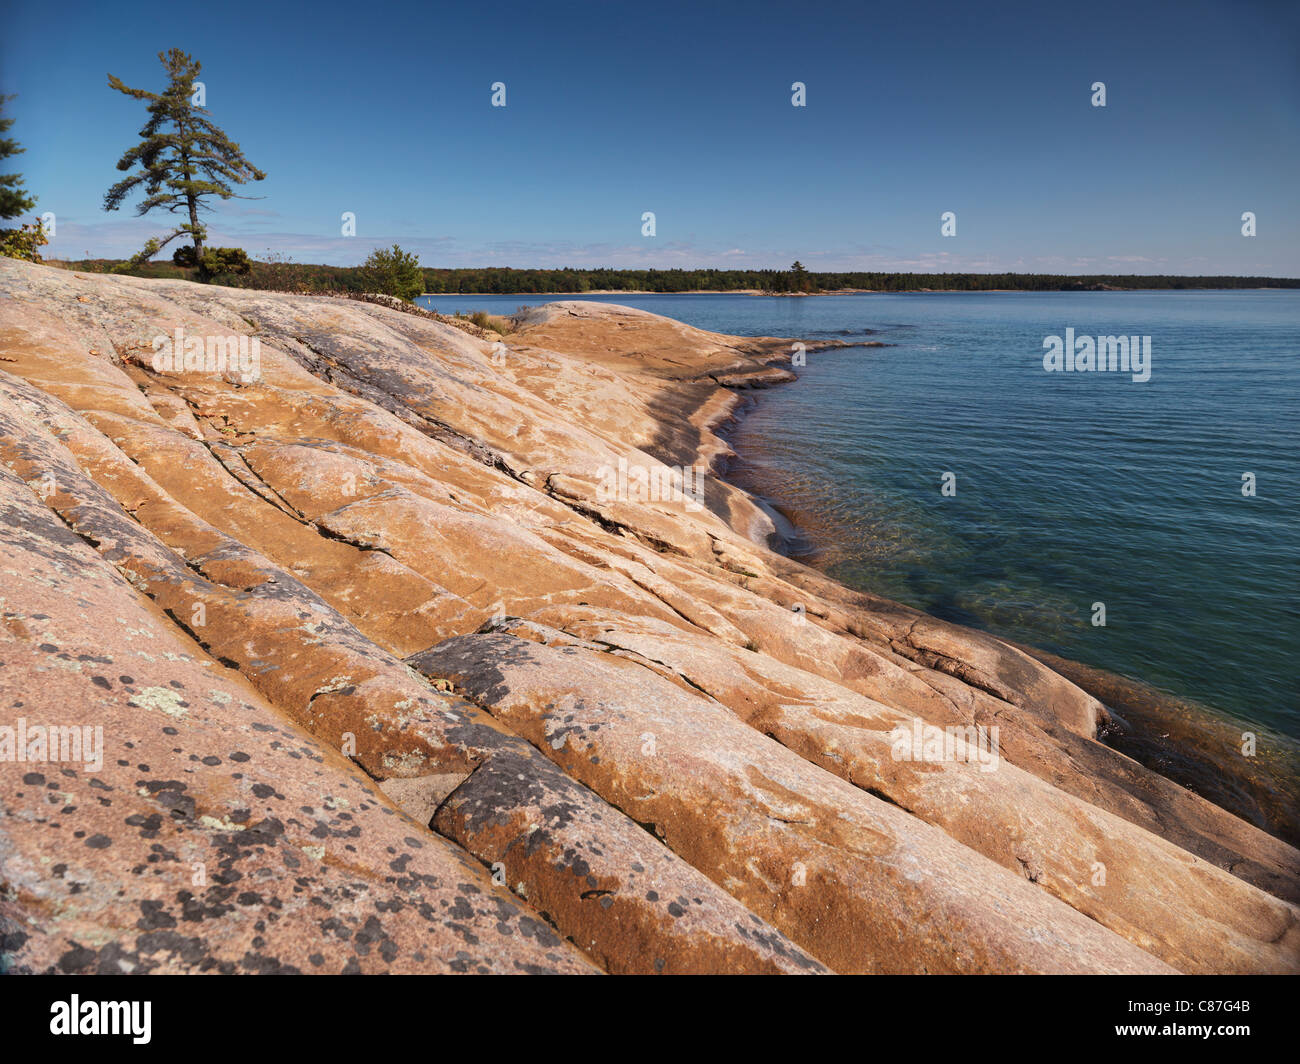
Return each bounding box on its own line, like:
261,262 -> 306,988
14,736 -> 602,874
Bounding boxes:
0,258 -> 1295,975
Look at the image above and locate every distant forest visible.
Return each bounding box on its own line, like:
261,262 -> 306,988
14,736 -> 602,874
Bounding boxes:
51,258 -> 1300,295
417,268 -> 1300,294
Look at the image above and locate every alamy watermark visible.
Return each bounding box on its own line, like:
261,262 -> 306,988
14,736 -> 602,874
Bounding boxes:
596,456 -> 706,512
151,326 -> 261,383
50,996 -> 150,1044
1,718 -> 104,772
890,718 -> 1000,773
1042,328 -> 1151,382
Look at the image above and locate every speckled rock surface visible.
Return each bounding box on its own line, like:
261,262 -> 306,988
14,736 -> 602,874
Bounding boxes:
0,470 -> 595,974
0,258 -> 1295,974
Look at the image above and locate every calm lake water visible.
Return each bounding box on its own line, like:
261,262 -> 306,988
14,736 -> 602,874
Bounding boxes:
418,291 -> 1300,739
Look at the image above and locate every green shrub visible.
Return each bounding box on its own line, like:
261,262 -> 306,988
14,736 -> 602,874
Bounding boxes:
199,246 -> 251,277
0,220 -> 48,262
360,244 -> 423,302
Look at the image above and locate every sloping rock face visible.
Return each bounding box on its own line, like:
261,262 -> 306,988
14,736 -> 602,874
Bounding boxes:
0,259 -> 1294,974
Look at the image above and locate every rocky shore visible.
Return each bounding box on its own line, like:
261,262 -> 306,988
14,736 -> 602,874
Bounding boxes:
0,258 -> 1295,974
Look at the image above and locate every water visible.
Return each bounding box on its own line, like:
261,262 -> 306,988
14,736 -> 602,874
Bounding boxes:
418,291 -> 1300,740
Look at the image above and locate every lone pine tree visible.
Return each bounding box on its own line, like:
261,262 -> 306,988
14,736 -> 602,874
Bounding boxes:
104,49 -> 264,266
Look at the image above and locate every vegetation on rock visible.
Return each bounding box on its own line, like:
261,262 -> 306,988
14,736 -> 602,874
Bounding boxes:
103,48 -> 265,265
360,243 -> 424,302
0,95 -> 45,262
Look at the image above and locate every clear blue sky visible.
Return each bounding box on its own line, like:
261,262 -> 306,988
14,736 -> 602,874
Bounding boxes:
3,0 -> 1297,273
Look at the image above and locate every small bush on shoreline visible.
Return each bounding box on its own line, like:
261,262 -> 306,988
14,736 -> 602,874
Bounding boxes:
455,310 -> 514,334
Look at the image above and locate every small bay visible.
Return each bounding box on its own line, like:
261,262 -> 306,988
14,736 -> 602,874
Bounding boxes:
418,290 -> 1300,740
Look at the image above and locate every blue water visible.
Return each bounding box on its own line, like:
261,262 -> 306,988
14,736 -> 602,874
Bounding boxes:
418,291 -> 1300,739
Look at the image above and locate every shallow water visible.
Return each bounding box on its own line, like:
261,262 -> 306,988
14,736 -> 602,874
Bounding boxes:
419,290 -> 1300,740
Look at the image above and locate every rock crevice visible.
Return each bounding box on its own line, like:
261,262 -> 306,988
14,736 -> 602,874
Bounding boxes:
0,261 -> 1295,974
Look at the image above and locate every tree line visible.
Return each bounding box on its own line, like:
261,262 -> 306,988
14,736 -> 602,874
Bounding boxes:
46,256 -> 1300,295
416,267 -> 1300,294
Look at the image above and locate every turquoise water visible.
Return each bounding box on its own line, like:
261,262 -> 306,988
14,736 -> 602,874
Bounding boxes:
418,291 -> 1300,739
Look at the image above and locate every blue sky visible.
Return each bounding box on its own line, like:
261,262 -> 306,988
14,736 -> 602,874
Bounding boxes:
3,0 -> 1297,273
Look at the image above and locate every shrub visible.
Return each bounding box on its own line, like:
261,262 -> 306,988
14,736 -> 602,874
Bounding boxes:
0,220 -> 48,262
199,246 -> 251,277
454,310 -> 514,334
361,244 -> 423,302
255,249 -> 300,292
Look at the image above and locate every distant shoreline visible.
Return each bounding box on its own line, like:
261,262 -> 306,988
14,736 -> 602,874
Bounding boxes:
422,286 -> 1297,298
47,260 -> 1300,298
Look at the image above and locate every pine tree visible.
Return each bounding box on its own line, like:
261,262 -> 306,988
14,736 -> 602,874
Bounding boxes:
0,95 -> 36,221
361,245 -> 424,302
790,260 -> 811,292
104,49 -> 264,264
0,95 -> 49,261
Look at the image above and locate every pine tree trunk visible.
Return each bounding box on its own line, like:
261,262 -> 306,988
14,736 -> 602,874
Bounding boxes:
189,194 -> 203,258
178,115 -> 202,259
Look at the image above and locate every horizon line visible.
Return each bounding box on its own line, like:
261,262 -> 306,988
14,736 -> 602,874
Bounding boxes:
41,259 -> 1300,282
